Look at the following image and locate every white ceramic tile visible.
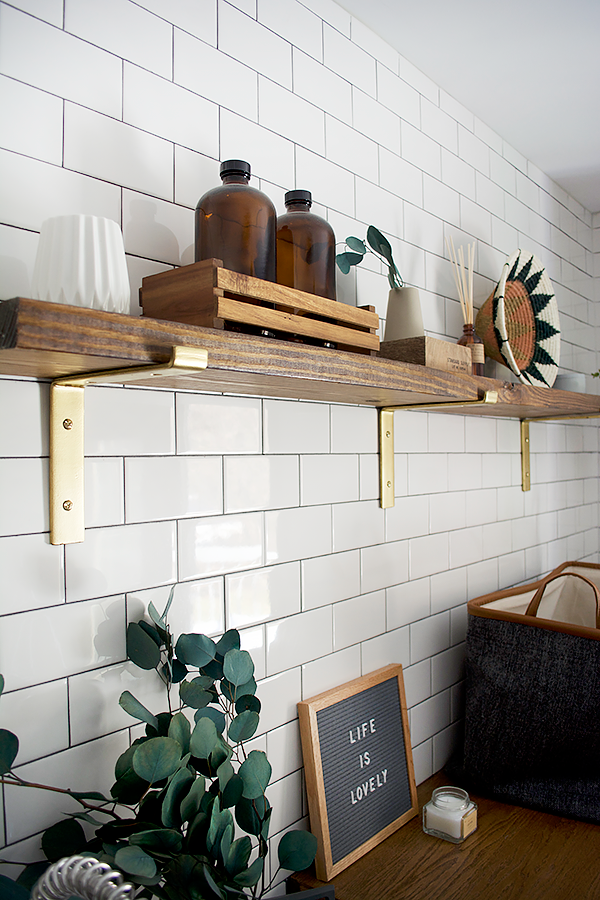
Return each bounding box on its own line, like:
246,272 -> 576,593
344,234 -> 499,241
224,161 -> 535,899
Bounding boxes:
350,16 -> 397,70
352,88 -> 400,154
410,610 -> 450,665
403,203 -> 444,256
179,512 -> 263,579
0,458 -> 47,536
403,659 -> 431,709
460,197 -> 492,245
377,66 -> 420,127
333,590 -> 385,651
0,533 -> 64,614
441,148 -> 476,201
85,385 -> 174,456
355,178 -> 402,240
136,0 -> 217,44
64,104 -> 174,202
0,680 -> 68,764
458,126 -> 490,176
0,75 -> 62,165
465,416 -> 497,453
332,499 -> 384,552
467,558 -> 498,599
449,525 -> 484,569
226,562 -> 300,628
266,718 -> 303,784
5,0 -> 62,25
298,0 -> 350,33
263,399 -> 328,453
386,578 -> 429,631
482,452 -> 513,489
224,455 -> 299,513
0,148 -> 121,231
408,453 -> 448,495
323,23 -> 376,98
266,606 -> 332,675
128,257 -> 173,312
330,405 -> 377,454
429,491 -> 466,534
265,504 -> 331,564
379,148 -> 423,209
177,393 -> 261,455
399,56 -> 438,104
431,644 -> 464,694
421,99 -> 458,154
301,454 -> 358,506
0,5 -> 121,118
85,458 -> 124,528
361,626 -> 410,672
69,660 -> 166,745
221,108 -> 296,189
428,414 -> 464,453
409,690 -> 450,746
401,122 -> 441,180
65,0 -> 172,77
359,454 -> 379,501
465,488 -> 497,528
124,63 -> 219,158
256,667 -> 302,734
430,566 -> 466,614
448,453 -> 482,491
258,76 -> 324,156
0,223 -> 38,300
66,521 -> 177,601
267,768 -> 303,835
385,495 -> 428,543
450,604 -> 469,645
175,28 -> 257,121
258,0 -> 322,60
361,540 -> 408,593
123,189 -> 194,266
433,721 -> 461,772
295,146 -> 355,217
301,646 -> 361,701
409,532 -> 449,580
219,1 -> 292,89
411,737 -> 433,784
125,455 -> 222,522
301,549 -> 360,610
292,47 -> 352,121
5,731 -> 128,844
326,115 -> 378,182
0,594 -> 125,691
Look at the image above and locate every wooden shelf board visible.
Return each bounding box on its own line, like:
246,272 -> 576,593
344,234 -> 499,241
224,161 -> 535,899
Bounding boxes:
2,298 -> 600,419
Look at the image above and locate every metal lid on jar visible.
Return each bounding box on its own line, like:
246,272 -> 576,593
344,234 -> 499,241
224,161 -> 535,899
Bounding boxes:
284,189 -> 312,206
220,159 -> 251,178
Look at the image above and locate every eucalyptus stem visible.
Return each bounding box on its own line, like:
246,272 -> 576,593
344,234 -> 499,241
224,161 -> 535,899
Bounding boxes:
0,774 -> 122,819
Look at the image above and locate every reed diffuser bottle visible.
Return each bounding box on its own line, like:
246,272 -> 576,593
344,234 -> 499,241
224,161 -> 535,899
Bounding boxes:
447,238 -> 485,376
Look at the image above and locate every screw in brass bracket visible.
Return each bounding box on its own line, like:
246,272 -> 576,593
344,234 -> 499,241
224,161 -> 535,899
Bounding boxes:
49,346 -> 208,545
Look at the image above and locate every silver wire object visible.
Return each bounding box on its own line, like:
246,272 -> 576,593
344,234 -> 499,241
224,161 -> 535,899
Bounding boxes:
31,855 -> 135,900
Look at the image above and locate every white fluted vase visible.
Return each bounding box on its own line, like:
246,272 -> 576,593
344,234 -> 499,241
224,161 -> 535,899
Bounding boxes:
31,215 -> 130,313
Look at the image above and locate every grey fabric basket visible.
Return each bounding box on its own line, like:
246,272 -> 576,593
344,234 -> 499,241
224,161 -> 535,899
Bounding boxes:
463,565 -> 600,822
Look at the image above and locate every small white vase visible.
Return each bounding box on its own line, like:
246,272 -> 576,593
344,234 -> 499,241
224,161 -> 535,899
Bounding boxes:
31,215 -> 131,313
383,286 -> 424,341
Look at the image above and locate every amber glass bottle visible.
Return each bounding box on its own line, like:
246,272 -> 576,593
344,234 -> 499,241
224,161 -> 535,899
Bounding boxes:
276,190 -> 336,300
194,160 -> 276,282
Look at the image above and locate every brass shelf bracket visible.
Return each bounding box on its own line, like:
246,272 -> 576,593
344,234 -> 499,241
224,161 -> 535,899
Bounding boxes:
379,391 -> 499,508
520,410 -> 600,492
50,346 -> 208,545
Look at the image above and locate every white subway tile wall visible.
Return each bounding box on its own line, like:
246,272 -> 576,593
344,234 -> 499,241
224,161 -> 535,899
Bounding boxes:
1,0 -> 599,874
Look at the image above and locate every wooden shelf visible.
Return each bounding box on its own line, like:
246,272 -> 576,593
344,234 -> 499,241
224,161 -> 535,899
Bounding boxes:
2,297 -> 600,420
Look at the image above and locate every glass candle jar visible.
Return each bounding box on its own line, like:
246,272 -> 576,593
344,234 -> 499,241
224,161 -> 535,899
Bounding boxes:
422,786 -> 477,843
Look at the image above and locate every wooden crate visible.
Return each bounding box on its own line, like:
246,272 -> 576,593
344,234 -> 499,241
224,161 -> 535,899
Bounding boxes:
140,258 -> 380,354
379,336 -> 472,374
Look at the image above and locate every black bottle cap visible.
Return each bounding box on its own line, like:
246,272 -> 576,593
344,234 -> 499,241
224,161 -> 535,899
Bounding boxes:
285,189 -> 312,206
220,159 -> 251,178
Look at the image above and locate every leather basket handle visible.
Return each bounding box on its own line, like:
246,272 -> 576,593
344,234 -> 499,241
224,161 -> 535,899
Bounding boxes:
526,571 -> 600,628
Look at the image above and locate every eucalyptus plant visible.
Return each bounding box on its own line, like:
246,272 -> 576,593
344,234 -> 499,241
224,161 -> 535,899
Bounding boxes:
336,225 -> 403,290
0,593 -> 317,900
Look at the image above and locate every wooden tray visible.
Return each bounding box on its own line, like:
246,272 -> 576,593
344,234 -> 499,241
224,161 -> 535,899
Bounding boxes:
140,259 -> 380,354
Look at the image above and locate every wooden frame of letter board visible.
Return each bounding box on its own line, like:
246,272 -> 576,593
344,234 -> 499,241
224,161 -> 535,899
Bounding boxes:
298,665 -> 417,881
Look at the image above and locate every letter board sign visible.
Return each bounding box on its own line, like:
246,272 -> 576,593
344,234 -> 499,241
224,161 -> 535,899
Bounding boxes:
298,665 -> 417,881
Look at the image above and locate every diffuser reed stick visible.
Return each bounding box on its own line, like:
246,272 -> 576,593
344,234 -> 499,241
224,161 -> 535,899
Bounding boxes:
446,237 -> 484,374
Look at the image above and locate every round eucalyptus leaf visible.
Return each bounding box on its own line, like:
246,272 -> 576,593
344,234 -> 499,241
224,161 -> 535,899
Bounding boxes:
180,776 -> 206,823
366,224 -> 393,261
119,691 -> 158,731
223,649 -> 254,687
126,622 -> 161,670
233,857 -> 263,887
0,674 -> 4,695
130,828 -> 183,856
0,729 -> 19,774
190,716 -> 218,760
228,710 -> 259,745
194,706 -> 226,734
200,658 -> 223,680
133,737 -> 181,784
168,712 -> 191,754
335,252 -> 351,274
239,750 -> 271,799
175,633 -> 216,668
162,766 -> 195,828
345,236 -> 366,254
217,758 -> 234,792
202,864 -> 225,900
277,829 -> 318,871
114,845 -> 157,878
215,629 -> 240,658
41,819 -> 87,862
137,620 -> 162,647
235,694 -> 261,715
171,659 -> 188,684
110,769 -> 149,804
235,795 -> 270,836
225,835 -> 252,877
221,773 -> 243,809
179,680 -> 213,710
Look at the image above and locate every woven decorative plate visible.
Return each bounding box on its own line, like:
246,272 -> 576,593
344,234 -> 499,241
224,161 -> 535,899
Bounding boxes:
475,250 -> 560,387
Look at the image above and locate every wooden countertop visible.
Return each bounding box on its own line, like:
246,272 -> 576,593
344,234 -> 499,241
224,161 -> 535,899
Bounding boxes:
290,771 -> 600,899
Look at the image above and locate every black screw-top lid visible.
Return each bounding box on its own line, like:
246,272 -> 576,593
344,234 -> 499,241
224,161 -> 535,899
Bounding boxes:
220,159 -> 251,178
285,189 -> 312,205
